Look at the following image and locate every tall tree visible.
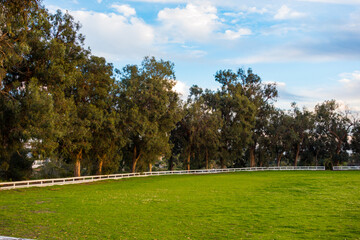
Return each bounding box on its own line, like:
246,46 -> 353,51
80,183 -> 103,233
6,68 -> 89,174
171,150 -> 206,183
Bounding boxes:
266,109 -> 293,167
288,103 -> 314,166
116,57 -> 182,173
81,56 -> 123,175
1,4 -> 121,178
208,69 -> 256,168
172,86 -> 202,171
236,68 -> 278,167
315,100 -> 353,167
172,86 -> 222,170
0,0 -> 59,180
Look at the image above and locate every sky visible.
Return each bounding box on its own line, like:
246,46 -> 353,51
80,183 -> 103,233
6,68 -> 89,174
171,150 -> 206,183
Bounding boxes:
42,0 -> 360,111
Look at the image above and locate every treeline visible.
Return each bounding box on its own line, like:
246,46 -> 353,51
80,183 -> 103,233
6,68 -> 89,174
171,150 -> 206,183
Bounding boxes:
1,1 -> 360,180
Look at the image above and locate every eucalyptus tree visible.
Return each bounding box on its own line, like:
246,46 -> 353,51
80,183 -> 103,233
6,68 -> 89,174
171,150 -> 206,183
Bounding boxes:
0,0 -> 58,180
116,57 -> 182,173
288,103 -> 314,166
76,56 -> 122,175
208,69 -> 256,168
38,10 -> 97,177
314,100 -> 353,167
266,109 -> 293,166
172,86 -> 202,170
172,86 -> 222,170
236,69 -> 278,167
198,103 -> 222,169
1,2 -> 120,178
254,105 -> 276,167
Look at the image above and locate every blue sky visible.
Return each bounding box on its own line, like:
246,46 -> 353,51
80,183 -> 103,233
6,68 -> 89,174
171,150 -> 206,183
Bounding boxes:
43,0 -> 360,111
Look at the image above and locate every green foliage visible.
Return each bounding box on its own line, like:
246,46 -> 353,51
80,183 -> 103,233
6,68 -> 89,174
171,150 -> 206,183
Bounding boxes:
172,85 -> 223,170
314,100 -> 353,166
34,159 -> 73,179
0,0 -> 41,81
286,103 -> 314,166
116,57 -> 182,172
0,2 -> 122,179
213,68 -> 269,167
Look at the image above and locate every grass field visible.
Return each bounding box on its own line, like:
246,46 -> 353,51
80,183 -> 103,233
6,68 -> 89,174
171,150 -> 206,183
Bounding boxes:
1,171 -> 360,239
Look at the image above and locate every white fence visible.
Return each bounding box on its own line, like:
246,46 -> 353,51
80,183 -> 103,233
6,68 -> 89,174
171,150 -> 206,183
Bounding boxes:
333,166 -> 360,171
0,173 -> 140,190
141,166 -> 324,176
0,166 -> 325,190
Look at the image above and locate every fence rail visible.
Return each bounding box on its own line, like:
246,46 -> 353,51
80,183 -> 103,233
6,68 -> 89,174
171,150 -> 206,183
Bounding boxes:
0,166 -> 325,190
333,166 -> 360,171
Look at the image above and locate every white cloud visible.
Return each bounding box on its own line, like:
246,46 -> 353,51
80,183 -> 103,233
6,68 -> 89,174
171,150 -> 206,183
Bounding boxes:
274,5 -> 306,20
97,0 -> 102,3
226,47 -> 337,64
111,4 -> 136,17
223,28 -> 252,40
224,6 -> 267,17
339,71 -> 360,90
157,3 -> 221,43
70,10 -> 155,61
276,71 -> 360,111
173,80 -> 190,100
262,24 -> 303,36
185,49 -> 208,58
246,6 -> 268,14
224,12 -> 243,17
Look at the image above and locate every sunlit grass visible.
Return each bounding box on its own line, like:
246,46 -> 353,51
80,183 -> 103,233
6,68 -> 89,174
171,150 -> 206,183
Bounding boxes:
1,171 -> 360,239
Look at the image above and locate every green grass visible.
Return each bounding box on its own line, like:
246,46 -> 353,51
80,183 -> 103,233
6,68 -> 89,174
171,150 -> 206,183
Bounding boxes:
1,171 -> 360,239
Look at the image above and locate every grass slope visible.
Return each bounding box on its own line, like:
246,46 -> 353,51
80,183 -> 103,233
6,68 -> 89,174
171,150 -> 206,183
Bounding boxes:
1,171 -> 360,239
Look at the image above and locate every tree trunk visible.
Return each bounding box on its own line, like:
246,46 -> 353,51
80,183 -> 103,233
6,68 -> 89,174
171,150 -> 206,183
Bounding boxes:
250,146 -> 256,167
334,143 -> 342,166
294,143 -> 300,167
186,151 -> 191,171
168,156 -> 174,171
334,155 -> 340,167
97,154 -> 106,175
98,158 -> 103,175
149,163 -> 152,172
277,153 -> 282,167
205,148 -> 209,169
74,149 -> 82,177
220,157 -> 225,169
315,149 -> 319,166
132,146 -> 141,173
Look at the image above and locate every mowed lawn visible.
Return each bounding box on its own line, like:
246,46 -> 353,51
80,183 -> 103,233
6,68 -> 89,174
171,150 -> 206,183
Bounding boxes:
1,171 -> 360,239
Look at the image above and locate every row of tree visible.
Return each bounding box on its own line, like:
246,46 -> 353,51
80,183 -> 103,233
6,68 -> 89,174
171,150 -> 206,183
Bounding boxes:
1,1 -> 359,180
172,71 -> 360,171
